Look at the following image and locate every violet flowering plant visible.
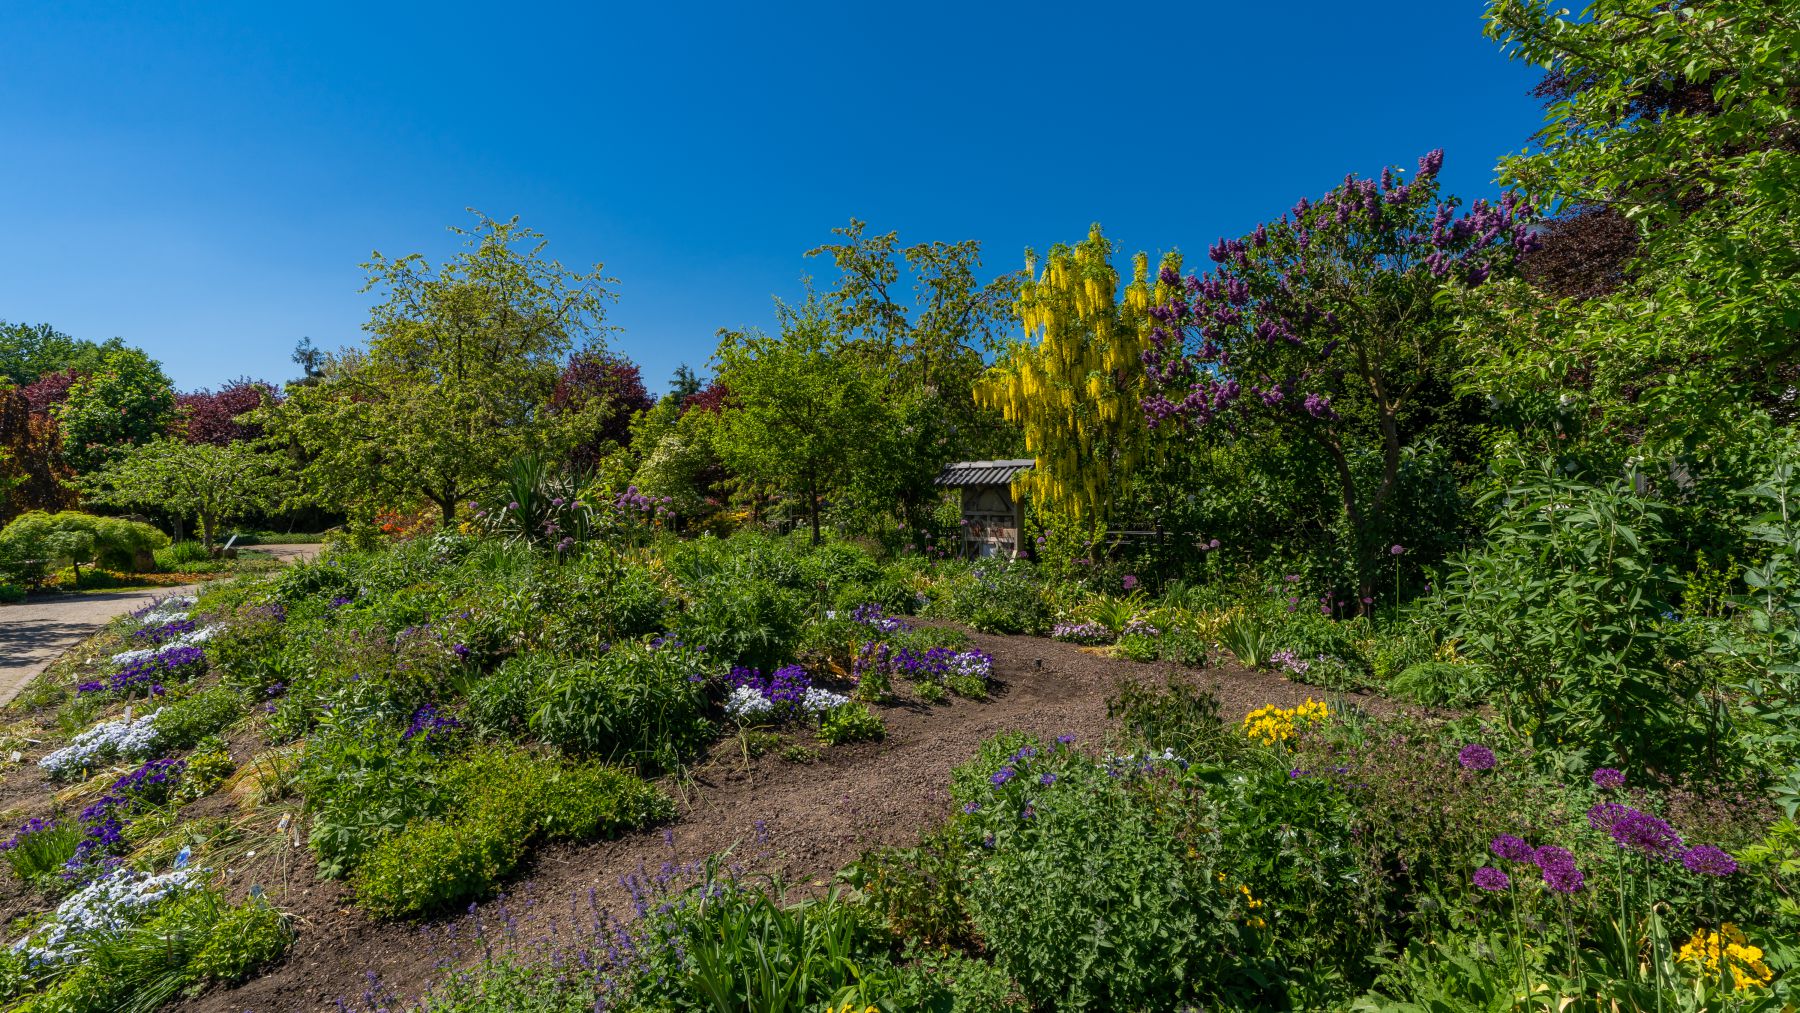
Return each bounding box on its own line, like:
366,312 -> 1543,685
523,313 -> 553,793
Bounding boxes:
1141,151 -> 1536,589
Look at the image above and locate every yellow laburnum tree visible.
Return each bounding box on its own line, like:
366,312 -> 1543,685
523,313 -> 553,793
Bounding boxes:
975,224 -> 1177,524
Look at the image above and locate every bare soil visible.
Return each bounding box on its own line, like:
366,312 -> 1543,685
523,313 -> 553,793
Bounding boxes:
159,627 -> 1400,1013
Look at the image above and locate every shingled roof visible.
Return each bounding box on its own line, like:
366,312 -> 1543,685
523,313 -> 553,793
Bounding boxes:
933,459 -> 1035,488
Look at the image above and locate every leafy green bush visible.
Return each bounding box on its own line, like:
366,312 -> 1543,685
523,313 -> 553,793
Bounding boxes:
1218,611 -> 1272,668
1389,661 -> 1480,708
674,556 -> 810,670
626,865 -> 896,1013
186,894 -> 291,984
884,946 -> 1028,1013
818,702 -> 885,745
951,738 -> 1236,1010
152,686 -> 243,749
352,748 -> 669,917
412,957 -> 598,1012
923,561 -> 1048,634
0,580 -> 25,604
155,539 -> 213,569
1107,676 -> 1240,764
301,727 -> 447,878
526,643 -> 713,769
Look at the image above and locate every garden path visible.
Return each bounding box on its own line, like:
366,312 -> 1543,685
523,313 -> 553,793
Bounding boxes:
185,628 -> 1405,1012
0,544 -> 322,708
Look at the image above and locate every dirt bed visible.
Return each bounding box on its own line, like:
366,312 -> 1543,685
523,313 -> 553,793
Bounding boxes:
157,629 -> 1395,1011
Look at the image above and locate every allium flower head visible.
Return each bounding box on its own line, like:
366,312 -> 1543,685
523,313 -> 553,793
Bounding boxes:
1389,544 -> 1404,555
1458,743 -> 1496,771
1473,866 -> 1510,891
1680,845 -> 1738,877
1610,809 -> 1682,860
1591,767 -> 1626,790
1587,802 -> 1631,832
1490,835 -> 1534,863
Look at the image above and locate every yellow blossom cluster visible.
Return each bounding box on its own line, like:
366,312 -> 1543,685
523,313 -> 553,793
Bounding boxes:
1242,699 -> 1330,746
1677,924 -> 1773,990
973,225 -> 1179,523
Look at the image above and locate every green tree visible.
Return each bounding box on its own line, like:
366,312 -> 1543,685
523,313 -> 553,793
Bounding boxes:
85,438 -> 289,550
711,300 -> 883,544
50,348 -> 176,472
1469,1 -> 1800,449
807,220 -> 1023,532
0,511 -> 168,587
268,212 -> 616,523
0,322 -> 131,387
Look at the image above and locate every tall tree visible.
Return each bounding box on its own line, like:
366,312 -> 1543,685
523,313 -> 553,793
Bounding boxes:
1466,0 -> 1800,448
85,438 -> 290,550
50,348 -> 176,472
806,220 -> 1022,530
711,299 -> 882,544
170,379 -> 279,445
1142,153 -> 1534,603
548,350 -> 654,469
0,322 -> 130,387
269,212 -> 616,523
0,385 -> 75,523
976,225 -> 1166,525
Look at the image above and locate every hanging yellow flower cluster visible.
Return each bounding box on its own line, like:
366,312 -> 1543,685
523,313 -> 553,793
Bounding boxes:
974,224 -> 1177,523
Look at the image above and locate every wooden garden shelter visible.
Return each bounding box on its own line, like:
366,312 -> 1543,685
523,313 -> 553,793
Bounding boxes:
934,459 -> 1033,559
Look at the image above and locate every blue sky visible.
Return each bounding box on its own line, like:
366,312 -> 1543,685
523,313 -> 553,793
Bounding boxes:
0,2 -> 1547,395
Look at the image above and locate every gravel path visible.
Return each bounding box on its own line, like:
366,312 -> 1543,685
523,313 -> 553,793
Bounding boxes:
0,544 -> 321,707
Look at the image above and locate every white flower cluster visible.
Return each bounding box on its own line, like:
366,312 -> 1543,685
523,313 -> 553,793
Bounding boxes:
800,687 -> 850,714
109,624 -> 220,667
12,866 -> 204,966
724,686 -> 775,722
38,711 -> 163,777
138,595 -> 196,623
949,650 -> 993,681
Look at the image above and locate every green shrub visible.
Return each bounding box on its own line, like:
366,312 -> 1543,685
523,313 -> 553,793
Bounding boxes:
301,728 -> 447,878
885,946 -> 1028,1013
152,686 -> 243,749
1266,610 -> 1373,687
353,748 -> 669,917
1389,661 -> 1481,708
0,581 -> 24,604
0,818 -> 81,884
414,957 -> 599,1012
626,867 -> 896,1013
155,540 -> 213,569
952,738 -> 1235,1010
1107,676 -> 1240,764
924,561 -> 1048,635
1218,611 -> 1272,668
527,643 -> 713,769
1115,631 -> 1159,662
818,702 -> 885,745
186,894 -> 291,984
674,560 -> 810,670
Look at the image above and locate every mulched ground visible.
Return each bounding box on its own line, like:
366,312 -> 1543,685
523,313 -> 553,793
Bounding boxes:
100,628 -> 1397,1012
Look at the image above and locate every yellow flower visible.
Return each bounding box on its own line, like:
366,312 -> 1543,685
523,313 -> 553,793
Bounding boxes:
1241,699 -> 1331,745
1677,924 -> 1774,990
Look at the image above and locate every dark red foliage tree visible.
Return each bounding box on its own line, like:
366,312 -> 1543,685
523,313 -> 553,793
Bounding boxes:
0,385 -> 75,523
170,378 -> 279,445
681,381 -> 731,416
549,351 -> 655,469
21,368 -> 80,417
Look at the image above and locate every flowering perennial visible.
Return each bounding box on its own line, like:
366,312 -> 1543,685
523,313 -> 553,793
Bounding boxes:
1050,621 -> 1111,645
1242,699 -> 1329,746
1457,743 -> 1496,771
1676,924 -> 1773,991
83,645 -> 207,698
39,711 -> 163,778
10,866 -> 204,967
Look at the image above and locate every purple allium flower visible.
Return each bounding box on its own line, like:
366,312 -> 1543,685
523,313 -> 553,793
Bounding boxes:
1390,544 -> 1404,555
1591,767 -> 1625,790
1587,801 -> 1631,832
1609,809 -> 1682,860
1680,845 -> 1738,877
1540,860 -> 1586,894
1458,743 -> 1496,771
1208,538 -> 1221,549
990,767 -> 1016,787
1473,866 -> 1510,891
1490,835 -> 1534,863
1122,574 -> 1138,591
507,501 -> 520,510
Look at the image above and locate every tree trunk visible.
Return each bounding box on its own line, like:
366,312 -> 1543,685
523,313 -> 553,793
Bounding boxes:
438,497 -> 457,527
199,514 -> 214,552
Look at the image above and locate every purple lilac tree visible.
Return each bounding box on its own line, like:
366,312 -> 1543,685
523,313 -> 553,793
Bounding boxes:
1142,151 -> 1537,606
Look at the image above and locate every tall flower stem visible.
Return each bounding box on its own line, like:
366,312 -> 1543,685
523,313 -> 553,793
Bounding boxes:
1511,882 -> 1534,1009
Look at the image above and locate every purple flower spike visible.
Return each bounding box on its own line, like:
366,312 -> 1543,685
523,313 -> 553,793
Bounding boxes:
1458,744 -> 1496,771
1680,845 -> 1737,877
1473,866 -> 1510,891
1591,767 -> 1625,790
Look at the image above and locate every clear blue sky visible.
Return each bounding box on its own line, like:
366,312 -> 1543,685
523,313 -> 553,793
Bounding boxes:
0,2 -> 1546,395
